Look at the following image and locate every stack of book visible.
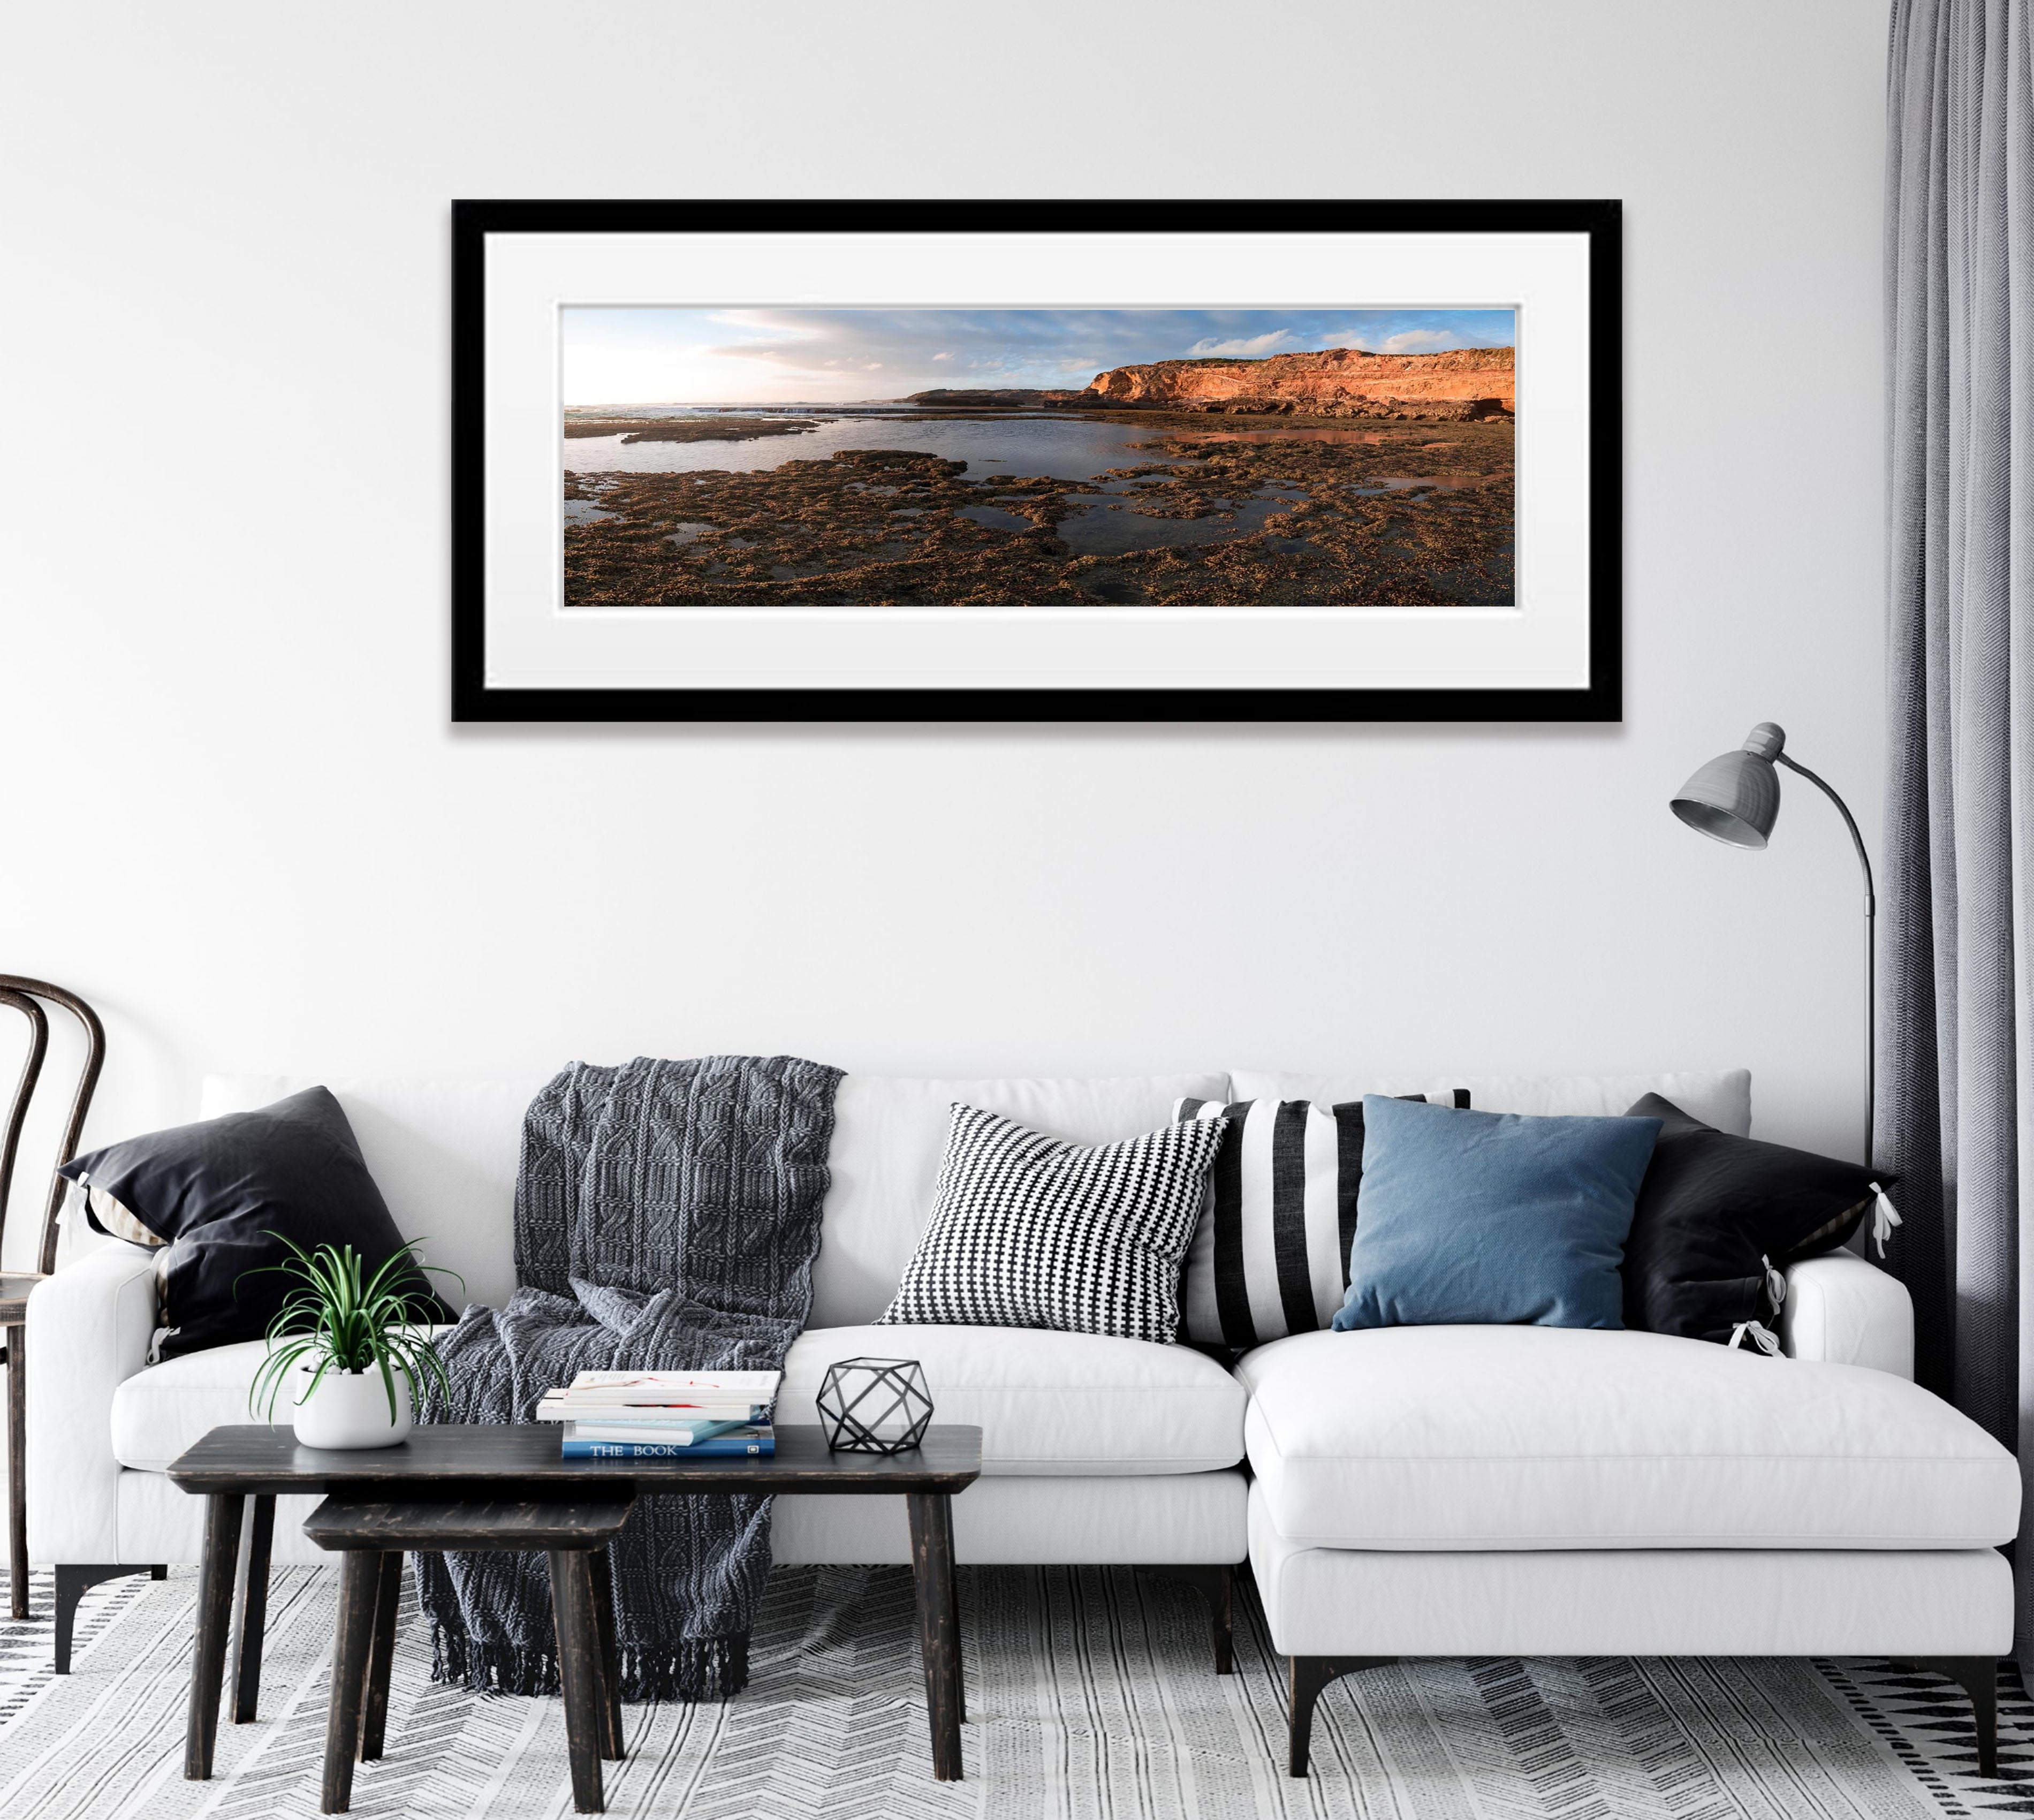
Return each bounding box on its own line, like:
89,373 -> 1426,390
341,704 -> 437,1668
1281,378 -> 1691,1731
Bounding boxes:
537,1369 -> 780,1458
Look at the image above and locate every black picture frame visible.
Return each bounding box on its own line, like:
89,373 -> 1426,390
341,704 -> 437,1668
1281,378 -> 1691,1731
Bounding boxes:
452,198 -> 1621,724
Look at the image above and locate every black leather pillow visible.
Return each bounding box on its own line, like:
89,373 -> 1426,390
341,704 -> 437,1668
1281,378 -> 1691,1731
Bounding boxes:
1620,1093 -> 1891,1347
59,1087 -> 452,1359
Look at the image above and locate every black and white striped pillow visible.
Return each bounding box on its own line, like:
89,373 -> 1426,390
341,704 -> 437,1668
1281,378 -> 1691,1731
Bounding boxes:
1173,1091 -> 1470,1349
877,1103 -> 1229,1343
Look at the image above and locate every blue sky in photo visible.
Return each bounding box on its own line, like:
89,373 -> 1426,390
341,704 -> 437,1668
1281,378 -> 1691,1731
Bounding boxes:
562,307 -> 1517,406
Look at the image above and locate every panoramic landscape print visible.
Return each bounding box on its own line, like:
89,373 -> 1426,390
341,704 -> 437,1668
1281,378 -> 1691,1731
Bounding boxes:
561,308 -> 1516,608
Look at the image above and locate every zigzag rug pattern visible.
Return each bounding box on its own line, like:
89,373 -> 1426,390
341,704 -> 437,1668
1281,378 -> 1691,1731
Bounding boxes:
0,1563 -> 2024,1818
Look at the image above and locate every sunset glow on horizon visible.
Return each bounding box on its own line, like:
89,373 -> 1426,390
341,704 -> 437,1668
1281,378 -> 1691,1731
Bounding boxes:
561,307 -> 1517,407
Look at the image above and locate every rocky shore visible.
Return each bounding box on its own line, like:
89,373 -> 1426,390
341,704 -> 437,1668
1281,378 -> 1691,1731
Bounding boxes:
901,388 -> 1088,408
561,415 -> 820,443
563,413 -> 1514,609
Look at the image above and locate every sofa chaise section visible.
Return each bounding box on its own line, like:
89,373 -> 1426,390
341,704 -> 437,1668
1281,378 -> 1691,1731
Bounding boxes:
1241,1307 -> 2020,1775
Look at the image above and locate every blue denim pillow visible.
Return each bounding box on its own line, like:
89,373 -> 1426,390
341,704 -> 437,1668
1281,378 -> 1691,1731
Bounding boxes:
1332,1095 -> 1663,1332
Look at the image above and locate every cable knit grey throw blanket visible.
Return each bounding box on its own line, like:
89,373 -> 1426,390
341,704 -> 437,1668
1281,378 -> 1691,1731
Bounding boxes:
416,1054 -> 842,1701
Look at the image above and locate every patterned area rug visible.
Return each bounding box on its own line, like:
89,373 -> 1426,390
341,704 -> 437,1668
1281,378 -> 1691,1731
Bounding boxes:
0,1563 -> 2028,1819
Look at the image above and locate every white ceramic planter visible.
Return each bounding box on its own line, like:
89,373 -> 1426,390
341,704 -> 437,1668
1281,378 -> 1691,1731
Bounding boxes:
290,1361 -> 414,1450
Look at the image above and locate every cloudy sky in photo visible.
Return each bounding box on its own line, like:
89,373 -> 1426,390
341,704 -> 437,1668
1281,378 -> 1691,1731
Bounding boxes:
561,308 -> 1516,406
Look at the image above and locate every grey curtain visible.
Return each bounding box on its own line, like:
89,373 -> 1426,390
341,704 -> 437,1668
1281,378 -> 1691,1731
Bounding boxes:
1883,0 -> 2034,1656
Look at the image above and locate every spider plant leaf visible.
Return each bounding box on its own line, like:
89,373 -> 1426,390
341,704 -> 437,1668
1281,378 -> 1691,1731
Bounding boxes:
373,1349 -> 401,1422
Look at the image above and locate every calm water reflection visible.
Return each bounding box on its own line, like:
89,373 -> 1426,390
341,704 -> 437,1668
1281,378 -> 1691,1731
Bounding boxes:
563,409 -> 1199,482
1054,490 -> 1304,558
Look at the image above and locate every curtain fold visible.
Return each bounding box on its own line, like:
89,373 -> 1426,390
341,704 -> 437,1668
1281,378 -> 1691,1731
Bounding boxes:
1883,0 -> 2034,1658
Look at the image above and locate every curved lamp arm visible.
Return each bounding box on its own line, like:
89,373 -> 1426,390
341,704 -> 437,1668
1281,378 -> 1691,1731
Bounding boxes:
1775,753 -> 1876,907
1773,754 -> 1877,1167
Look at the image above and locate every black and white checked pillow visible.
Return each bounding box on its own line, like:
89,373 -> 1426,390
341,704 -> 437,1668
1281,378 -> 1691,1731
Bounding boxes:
1173,1091 -> 1470,1349
876,1103 -> 1229,1343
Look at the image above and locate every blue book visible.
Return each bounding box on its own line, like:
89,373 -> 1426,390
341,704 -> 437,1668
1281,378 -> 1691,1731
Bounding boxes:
560,1435 -> 775,1459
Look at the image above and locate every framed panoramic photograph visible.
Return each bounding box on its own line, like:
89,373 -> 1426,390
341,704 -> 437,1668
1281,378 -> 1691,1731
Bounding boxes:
452,199 -> 1620,722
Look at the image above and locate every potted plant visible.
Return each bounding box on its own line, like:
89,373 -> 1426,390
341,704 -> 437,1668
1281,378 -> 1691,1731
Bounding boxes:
245,1237 -> 462,1450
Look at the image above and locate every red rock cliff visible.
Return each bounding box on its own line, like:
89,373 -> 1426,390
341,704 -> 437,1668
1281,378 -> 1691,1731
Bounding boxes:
1082,345 -> 1515,420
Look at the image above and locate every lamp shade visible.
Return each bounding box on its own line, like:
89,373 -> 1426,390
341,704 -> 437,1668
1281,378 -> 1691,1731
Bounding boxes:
1670,722 -> 1785,848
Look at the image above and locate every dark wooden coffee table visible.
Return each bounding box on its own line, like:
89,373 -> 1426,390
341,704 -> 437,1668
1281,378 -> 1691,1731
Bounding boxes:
167,1423 -> 983,1795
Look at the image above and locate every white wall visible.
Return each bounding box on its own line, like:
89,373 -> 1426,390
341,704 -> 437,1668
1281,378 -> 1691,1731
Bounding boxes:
0,1 -> 1889,1267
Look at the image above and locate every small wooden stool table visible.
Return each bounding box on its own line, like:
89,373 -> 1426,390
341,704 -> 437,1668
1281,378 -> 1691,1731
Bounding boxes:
302,1495 -> 631,1814
168,1423 -> 983,1806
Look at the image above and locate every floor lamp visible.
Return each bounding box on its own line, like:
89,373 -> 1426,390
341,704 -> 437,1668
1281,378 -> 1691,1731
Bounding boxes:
1669,721 -> 1877,1169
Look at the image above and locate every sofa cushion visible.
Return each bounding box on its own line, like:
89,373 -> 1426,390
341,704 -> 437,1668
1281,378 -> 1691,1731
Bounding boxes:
112,1338 -> 279,1471
65,1087 -> 452,1360
781,1325 -> 1245,1475
112,1322 -> 461,1472
202,1075 -> 544,1310
1622,1092 -> 1888,1345
875,1106 -> 1223,1342
1172,1091 -> 1467,1350
1239,1326 -> 2020,1549
1333,1097 -> 1661,1332
112,1321 -> 1248,1478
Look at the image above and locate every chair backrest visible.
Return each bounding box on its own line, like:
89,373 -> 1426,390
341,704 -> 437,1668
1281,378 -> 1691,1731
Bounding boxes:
0,989 -> 49,1272
0,976 -> 105,1276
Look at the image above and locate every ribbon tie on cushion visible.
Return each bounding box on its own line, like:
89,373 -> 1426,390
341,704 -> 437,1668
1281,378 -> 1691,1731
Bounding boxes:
1762,1254 -> 1788,1313
1869,1181 -> 1902,1258
1724,1256 -> 1790,1355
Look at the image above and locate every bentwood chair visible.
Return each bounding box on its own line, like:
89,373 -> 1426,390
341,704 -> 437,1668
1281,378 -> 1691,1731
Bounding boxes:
0,976 -> 105,1620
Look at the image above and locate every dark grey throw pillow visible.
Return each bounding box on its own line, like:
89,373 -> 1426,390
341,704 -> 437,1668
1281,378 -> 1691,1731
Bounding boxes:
59,1087 -> 452,1359
1620,1093 -> 1891,1349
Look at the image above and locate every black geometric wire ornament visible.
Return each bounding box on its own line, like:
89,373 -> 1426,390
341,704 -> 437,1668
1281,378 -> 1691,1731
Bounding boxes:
816,1356 -> 934,1455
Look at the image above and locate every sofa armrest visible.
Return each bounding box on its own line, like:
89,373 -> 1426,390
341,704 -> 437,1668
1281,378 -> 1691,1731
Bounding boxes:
1779,1249 -> 1914,1378
25,1241 -> 158,1563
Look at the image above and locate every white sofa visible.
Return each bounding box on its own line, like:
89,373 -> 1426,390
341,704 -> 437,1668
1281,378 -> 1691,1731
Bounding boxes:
24,1065 -> 2016,1775
29,1071 -> 1251,1670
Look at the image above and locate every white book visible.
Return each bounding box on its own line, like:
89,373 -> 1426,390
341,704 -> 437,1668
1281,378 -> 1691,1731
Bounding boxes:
536,1404 -> 769,1425
535,1395 -> 773,1423
569,1422 -> 709,1446
563,1369 -> 781,1404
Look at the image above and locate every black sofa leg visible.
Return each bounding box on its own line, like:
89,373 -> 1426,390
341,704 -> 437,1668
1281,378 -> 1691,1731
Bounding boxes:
54,1564 -> 162,1672
1135,1564 -> 1236,1674
1903,1657 -> 2000,1777
1288,1656 -> 1397,1777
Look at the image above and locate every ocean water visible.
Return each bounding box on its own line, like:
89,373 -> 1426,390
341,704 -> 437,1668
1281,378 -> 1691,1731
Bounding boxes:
561,408 -> 1194,481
